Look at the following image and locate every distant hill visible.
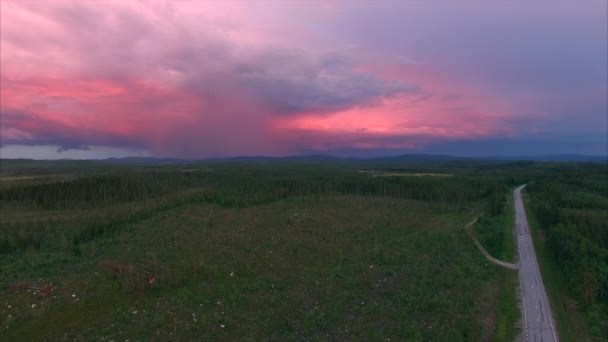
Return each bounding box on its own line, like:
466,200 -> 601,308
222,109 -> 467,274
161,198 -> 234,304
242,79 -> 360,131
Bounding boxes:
100,154 -> 606,165
102,157 -> 194,165
481,154 -> 607,163
3,154 -> 606,166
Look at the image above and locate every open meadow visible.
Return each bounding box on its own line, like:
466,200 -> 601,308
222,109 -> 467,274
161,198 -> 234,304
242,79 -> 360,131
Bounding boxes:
0,159 -> 606,341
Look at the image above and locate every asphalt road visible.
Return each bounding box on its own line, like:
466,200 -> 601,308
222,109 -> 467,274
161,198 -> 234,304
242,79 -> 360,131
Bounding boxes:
515,185 -> 558,342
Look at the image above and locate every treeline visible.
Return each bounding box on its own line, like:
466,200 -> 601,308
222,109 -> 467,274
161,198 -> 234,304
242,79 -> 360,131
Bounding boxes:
472,179 -> 510,259
197,167 -> 505,207
526,164 -> 607,337
0,189 -> 209,254
0,163 -> 509,254
1,164 -> 505,210
0,171 -> 210,209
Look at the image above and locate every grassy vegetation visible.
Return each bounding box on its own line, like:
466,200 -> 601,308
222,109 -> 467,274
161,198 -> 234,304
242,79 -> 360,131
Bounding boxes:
1,159 -> 604,340
0,163 -> 503,255
2,194 -> 499,340
473,190 -> 520,341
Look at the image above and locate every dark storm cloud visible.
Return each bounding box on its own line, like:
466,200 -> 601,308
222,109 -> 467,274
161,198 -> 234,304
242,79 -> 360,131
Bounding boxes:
2,0 -> 422,157
1,1 -> 606,158
0,108 -> 145,151
237,53 -> 418,114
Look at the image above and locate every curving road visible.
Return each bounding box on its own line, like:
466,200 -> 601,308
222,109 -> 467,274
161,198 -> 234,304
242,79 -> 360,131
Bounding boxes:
515,185 -> 558,342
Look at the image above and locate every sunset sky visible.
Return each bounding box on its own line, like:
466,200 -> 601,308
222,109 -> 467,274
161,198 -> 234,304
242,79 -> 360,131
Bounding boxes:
1,1 -> 606,159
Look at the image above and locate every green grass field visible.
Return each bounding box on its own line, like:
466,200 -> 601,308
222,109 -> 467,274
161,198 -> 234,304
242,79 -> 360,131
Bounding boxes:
2,160 -> 604,340
1,194 -> 507,340
473,190 -> 520,342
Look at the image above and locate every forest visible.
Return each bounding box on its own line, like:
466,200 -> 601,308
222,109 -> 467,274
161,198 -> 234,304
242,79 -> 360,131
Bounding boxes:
525,164 -> 608,337
0,159 -> 606,340
0,163 -> 509,254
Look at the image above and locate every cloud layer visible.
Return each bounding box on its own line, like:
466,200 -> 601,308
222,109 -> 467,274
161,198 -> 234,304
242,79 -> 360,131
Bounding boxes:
1,1 -> 606,158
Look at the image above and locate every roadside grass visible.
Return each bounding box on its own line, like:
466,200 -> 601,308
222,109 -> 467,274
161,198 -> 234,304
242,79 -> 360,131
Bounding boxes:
473,189 -> 520,342
522,191 -> 592,342
502,192 -> 515,263
1,195 -> 505,341
495,190 -> 519,342
495,271 -> 519,341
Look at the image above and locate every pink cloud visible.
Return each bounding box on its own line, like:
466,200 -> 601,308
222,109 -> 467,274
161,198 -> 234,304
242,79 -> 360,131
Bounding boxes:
1,0 -> 572,158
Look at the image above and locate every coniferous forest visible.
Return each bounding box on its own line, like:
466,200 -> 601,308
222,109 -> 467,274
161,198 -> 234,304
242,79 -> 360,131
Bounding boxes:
0,159 -> 606,340
526,165 -> 608,337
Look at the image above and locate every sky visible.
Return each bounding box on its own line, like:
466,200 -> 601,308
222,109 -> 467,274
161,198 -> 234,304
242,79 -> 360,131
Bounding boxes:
1,1 -> 606,159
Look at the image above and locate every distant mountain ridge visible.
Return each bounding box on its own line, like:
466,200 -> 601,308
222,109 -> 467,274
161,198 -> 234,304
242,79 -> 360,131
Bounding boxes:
98,154 -> 607,165
480,154 -> 607,162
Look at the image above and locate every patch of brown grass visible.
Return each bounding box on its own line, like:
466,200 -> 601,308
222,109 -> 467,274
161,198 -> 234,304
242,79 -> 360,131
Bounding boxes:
98,259 -> 163,288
